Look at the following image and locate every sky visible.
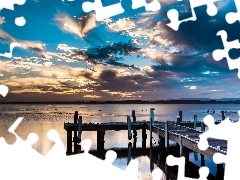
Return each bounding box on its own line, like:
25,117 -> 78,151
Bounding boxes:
0,0 -> 240,102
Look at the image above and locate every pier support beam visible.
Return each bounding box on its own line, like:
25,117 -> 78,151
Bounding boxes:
66,130 -> 72,155
127,142 -> 132,165
193,115 -> 197,129
216,164 -> 224,179
201,154 -> 205,166
77,116 -> 82,152
179,111 -> 182,122
97,130 -> 105,157
132,110 -> 137,136
127,116 -> 132,140
179,135 -> 183,156
73,111 -> 78,154
201,121 -> 205,132
182,147 -> 189,161
142,128 -> 147,150
165,121 -> 169,152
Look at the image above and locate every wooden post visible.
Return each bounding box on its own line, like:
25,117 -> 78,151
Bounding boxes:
150,117 -> 153,147
165,162 -> 169,180
179,135 -> 183,156
150,146 -> 154,172
132,110 -> 137,138
73,111 -> 78,154
66,130 -> 72,155
193,115 -> 197,129
221,111 -> 225,121
165,121 -> 169,152
142,128 -> 147,150
127,142 -> 132,165
201,121 -> 205,132
127,116 -> 132,140
179,111 -> 182,122
150,108 -> 155,124
177,115 -> 180,125
78,116 -> 82,152
97,131 -> 105,156
201,154 -> 205,166
183,147 -> 189,161
216,164 -> 224,179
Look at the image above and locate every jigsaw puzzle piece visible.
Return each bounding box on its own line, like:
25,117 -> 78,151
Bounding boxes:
167,0 -> 220,31
45,129 -> 66,157
152,168 -> 163,180
166,155 -> 209,179
0,85 -> 8,97
82,0 -> 124,21
212,30 -> 240,78
226,0 -> 240,24
131,0 -> 161,11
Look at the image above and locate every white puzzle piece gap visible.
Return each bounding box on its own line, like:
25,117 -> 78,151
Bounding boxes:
0,85 -> 9,97
131,0 -> 161,12
225,0 -> 240,24
82,0 -> 124,21
198,113 -> 240,180
0,42 -> 21,58
167,0 -> 220,31
166,155 -> 209,180
0,115 -> 164,180
212,30 -> 240,78
82,0 -> 161,21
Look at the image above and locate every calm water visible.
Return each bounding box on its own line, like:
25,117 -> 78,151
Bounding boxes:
0,103 -> 239,179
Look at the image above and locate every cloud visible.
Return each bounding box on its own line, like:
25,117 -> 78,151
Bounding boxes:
54,12 -> 96,39
106,18 -> 135,32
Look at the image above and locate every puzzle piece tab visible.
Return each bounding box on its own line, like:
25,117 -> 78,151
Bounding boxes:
82,0 -> 161,21
166,155 -> 209,179
225,0 -> 240,24
212,30 -> 240,78
82,0 -> 124,21
198,113 -> 240,180
131,0 -> 161,12
167,0 -> 220,31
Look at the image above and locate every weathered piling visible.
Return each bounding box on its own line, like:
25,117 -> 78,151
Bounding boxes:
132,110 -> 137,138
183,147 -> 189,161
73,111 -> 78,154
127,142 -> 132,165
179,111 -> 182,121
216,164 -> 224,179
179,135 -> 183,156
201,154 -> 205,166
97,130 -> 105,156
201,121 -> 205,132
193,115 -> 197,129
150,117 -> 153,147
165,121 -> 169,152
77,116 -> 82,152
221,111 -> 225,121
177,115 -> 181,124
66,129 -> 72,155
127,116 -> 132,140
142,128 -> 147,150
150,108 -> 155,124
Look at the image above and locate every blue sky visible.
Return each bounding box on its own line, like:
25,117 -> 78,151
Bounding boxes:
0,0 -> 240,102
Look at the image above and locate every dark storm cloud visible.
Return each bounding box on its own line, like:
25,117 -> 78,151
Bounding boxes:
72,41 -> 141,70
159,0 -> 239,53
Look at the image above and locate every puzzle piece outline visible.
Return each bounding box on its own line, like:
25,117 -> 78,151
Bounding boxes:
198,112 -> 240,180
82,0 -> 161,21
166,0 -> 220,31
212,30 -> 240,78
166,155 -> 209,180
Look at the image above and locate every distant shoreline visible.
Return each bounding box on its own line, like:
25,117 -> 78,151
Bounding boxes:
1,99 -> 240,104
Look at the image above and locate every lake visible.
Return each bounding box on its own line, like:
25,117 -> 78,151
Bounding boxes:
0,103 -> 239,179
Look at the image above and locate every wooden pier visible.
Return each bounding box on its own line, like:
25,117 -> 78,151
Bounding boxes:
64,110 -> 226,179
